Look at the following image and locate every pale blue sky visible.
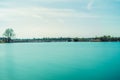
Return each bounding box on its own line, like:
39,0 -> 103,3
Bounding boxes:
0,0 -> 120,38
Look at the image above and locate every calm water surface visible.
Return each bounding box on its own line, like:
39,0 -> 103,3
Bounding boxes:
0,42 -> 120,80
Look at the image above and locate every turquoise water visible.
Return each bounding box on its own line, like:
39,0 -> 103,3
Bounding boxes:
0,42 -> 120,80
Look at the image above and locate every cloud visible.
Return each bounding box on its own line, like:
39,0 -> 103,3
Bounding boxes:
28,0 -> 82,2
0,6 -> 98,21
0,6 -> 99,38
87,0 -> 94,10
0,0 -> 82,4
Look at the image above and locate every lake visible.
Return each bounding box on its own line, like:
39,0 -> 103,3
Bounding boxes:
0,42 -> 120,80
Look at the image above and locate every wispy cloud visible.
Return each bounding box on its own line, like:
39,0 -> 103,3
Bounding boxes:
87,0 -> 94,10
29,0 -> 82,2
0,7 -> 98,21
0,6 -> 98,38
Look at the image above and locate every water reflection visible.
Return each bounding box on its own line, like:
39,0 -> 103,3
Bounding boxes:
4,44 -> 15,80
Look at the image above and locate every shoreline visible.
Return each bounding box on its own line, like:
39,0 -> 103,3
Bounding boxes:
1,35 -> 120,43
0,41 -> 120,44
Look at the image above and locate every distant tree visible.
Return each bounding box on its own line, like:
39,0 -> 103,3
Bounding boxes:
73,37 -> 80,42
100,35 -> 111,41
3,28 -> 15,43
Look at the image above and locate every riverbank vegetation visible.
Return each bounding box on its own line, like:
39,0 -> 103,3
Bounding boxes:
0,36 -> 120,43
0,28 -> 120,43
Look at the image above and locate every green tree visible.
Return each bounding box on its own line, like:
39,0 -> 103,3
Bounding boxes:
3,28 -> 15,43
100,35 -> 111,41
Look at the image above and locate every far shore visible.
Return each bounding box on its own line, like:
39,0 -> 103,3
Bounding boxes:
0,35 -> 120,43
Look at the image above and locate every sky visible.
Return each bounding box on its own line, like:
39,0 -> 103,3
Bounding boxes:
0,0 -> 120,38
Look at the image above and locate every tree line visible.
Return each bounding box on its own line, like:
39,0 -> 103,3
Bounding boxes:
0,28 -> 120,43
